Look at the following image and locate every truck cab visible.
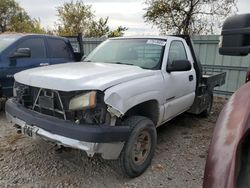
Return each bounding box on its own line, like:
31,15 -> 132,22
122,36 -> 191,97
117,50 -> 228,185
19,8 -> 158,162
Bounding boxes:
6,35 -> 225,178
0,33 -> 75,98
84,36 -> 197,123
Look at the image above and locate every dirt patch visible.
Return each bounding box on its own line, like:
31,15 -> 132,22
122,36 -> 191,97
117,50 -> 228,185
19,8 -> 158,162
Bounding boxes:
0,97 -> 227,188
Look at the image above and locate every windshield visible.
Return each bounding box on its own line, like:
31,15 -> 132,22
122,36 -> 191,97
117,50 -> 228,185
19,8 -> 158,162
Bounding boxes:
0,34 -> 22,53
85,39 -> 166,69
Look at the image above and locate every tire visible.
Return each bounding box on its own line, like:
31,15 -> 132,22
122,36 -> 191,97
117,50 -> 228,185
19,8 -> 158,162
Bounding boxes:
200,94 -> 213,117
114,116 -> 157,178
0,98 -> 3,111
0,97 -> 6,111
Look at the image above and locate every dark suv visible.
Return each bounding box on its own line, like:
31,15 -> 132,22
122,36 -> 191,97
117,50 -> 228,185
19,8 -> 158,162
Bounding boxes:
0,33 -> 77,98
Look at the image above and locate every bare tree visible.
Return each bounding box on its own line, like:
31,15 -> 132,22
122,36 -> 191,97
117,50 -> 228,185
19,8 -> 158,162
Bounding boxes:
144,0 -> 238,35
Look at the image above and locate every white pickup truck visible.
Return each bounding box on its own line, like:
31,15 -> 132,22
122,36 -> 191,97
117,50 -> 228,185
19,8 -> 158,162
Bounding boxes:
5,35 -> 225,177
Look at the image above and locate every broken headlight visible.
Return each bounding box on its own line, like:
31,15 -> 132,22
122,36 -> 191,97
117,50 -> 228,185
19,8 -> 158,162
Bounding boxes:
13,82 -> 30,98
69,91 -> 97,111
69,91 -> 107,125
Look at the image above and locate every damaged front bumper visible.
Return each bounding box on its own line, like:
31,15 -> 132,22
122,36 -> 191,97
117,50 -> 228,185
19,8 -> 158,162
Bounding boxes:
5,99 -> 130,159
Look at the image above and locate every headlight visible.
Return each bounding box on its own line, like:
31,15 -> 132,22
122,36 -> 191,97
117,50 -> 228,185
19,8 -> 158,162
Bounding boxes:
13,82 -> 29,97
69,91 -> 97,111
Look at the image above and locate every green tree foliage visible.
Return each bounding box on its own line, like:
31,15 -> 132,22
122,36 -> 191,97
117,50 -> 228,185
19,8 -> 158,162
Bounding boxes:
86,18 -> 128,37
9,15 -> 45,33
0,0 -> 45,33
56,1 -> 94,36
144,0 -> 237,35
56,0 -> 127,37
30,19 -> 46,34
108,26 -> 128,37
85,17 -> 110,37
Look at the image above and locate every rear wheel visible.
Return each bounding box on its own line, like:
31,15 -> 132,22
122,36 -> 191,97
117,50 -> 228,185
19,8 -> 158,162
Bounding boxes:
115,116 -> 157,178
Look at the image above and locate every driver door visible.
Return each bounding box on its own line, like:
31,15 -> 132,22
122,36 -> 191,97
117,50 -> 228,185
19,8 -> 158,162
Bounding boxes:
162,40 -> 196,121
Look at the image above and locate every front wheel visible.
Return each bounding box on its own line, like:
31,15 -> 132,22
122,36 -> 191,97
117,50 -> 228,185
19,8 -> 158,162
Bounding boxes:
115,116 -> 157,178
0,97 -> 6,111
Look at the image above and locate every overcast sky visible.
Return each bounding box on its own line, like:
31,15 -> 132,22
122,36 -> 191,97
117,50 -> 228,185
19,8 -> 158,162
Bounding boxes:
17,0 -> 250,36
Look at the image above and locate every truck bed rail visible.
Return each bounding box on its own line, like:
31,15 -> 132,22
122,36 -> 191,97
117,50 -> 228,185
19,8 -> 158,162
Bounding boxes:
202,68 -> 226,91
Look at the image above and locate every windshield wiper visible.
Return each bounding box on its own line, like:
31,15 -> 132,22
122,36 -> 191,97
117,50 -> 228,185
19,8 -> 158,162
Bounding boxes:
108,62 -> 135,66
83,60 -> 135,66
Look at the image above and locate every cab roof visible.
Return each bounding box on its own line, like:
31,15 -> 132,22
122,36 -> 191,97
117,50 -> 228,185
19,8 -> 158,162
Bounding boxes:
109,35 -> 185,41
0,32 -> 68,41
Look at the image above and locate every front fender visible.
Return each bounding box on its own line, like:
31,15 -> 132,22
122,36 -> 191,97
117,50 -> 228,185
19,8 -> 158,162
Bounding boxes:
104,90 -> 161,115
203,82 -> 250,188
103,75 -> 164,116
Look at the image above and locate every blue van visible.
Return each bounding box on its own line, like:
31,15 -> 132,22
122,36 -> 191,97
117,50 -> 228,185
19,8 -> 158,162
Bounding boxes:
0,33 -> 78,98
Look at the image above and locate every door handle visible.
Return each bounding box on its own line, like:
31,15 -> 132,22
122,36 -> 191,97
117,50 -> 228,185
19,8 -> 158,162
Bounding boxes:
189,75 -> 194,81
40,63 -> 49,66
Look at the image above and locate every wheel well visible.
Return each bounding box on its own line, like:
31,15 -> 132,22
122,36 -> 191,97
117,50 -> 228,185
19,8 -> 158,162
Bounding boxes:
124,100 -> 159,125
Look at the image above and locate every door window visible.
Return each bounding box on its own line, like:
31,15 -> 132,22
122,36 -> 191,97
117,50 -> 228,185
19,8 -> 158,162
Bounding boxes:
47,38 -> 71,59
18,38 -> 46,58
167,41 -> 187,66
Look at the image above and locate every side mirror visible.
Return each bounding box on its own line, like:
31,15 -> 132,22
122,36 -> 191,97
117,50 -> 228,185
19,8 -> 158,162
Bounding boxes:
167,60 -> 192,72
219,14 -> 250,56
9,48 -> 31,59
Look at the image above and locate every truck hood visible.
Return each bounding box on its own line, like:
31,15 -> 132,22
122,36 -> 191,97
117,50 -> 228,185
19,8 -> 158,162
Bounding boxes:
14,62 -> 155,91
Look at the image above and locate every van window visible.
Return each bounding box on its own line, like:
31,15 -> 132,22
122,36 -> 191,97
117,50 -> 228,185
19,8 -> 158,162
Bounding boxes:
47,38 -> 71,58
18,38 -> 46,58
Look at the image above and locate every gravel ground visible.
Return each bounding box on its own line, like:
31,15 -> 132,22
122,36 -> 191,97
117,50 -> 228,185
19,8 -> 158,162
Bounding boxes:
0,97 -> 227,188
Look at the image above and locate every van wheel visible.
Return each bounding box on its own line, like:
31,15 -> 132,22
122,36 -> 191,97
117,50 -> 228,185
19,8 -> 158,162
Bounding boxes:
0,97 -> 7,111
201,94 -> 213,117
0,98 -> 5,111
115,116 -> 157,178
